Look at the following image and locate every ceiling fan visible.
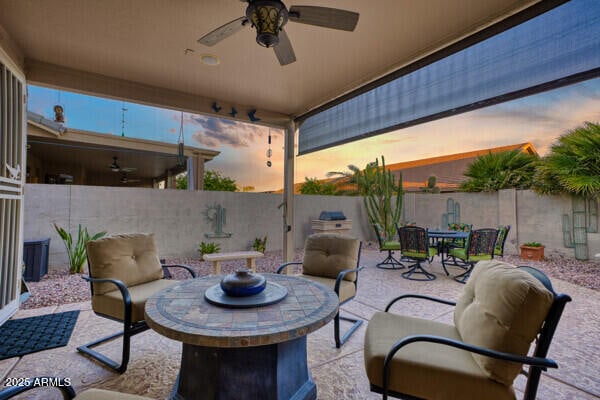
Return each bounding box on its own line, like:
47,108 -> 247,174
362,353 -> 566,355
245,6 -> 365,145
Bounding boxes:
198,0 -> 360,65
108,157 -> 136,173
120,172 -> 141,184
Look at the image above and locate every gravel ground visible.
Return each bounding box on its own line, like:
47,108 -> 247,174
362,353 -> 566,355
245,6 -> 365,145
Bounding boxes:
21,250 -> 304,309
20,249 -> 598,309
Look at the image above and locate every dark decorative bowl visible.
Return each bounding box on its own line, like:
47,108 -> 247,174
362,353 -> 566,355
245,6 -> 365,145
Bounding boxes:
220,270 -> 267,297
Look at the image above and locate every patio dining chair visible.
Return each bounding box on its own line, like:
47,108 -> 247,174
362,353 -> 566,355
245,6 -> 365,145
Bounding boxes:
277,233 -> 363,348
78,233 -> 197,373
445,228 -> 498,284
372,223 -> 404,269
495,224 -> 511,257
364,261 -> 571,400
396,226 -> 437,281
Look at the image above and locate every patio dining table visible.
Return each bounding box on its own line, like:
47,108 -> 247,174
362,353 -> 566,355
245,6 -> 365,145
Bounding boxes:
427,230 -> 470,275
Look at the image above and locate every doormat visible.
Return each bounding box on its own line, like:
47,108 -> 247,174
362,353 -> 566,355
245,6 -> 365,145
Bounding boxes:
0,310 -> 79,360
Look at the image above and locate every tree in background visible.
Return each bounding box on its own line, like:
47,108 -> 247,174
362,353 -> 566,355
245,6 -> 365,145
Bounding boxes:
326,161 -> 381,196
299,177 -> 338,195
204,170 -> 238,191
175,170 -> 238,192
460,149 -> 538,192
533,121 -> 600,198
176,174 -> 187,190
326,164 -> 362,195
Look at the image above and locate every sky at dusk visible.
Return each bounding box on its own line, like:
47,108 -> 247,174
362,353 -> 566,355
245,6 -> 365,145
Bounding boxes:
27,77 -> 600,192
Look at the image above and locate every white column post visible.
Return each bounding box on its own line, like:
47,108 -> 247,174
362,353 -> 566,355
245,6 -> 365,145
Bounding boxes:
282,120 -> 296,262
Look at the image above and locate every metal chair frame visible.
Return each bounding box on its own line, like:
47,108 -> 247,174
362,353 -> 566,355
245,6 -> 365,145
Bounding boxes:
373,224 -> 404,269
494,224 -> 512,257
396,226 -> 436,281
447,228 -> 498,284
370,266 -> 572,400
277,243 -> 364,348
78,261 -> 196,373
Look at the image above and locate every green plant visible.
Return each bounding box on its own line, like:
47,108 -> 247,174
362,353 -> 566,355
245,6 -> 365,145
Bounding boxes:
54,223 -> 107,274
198,241 -> 221,257
252,236 -> 267,253
460,149 -> 538,192
299,177 -> 338,195
448,223 -> 471,232
362,156 -> 403,241
533,121 -> 600,198
176,170 -> 238,191
522,241 -> 543,247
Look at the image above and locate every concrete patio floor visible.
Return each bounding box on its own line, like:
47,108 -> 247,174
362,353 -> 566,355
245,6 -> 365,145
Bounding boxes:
2,249 -> 599,399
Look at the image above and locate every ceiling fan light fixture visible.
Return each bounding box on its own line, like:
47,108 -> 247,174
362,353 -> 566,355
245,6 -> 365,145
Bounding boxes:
200,54 -> 220,66
246,0 -> 288,48
110,157 -> 120,172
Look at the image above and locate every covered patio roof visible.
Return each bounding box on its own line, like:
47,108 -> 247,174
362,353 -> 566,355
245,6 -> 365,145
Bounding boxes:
0,0 -> 545,127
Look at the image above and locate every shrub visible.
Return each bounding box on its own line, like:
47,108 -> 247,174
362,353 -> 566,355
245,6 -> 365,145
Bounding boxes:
198,241 -> 221,257
54,224 -> 107,274
252,236 -> 267,253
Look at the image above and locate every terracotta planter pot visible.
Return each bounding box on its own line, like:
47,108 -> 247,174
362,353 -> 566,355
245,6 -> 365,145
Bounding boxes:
520,245 -> 545,261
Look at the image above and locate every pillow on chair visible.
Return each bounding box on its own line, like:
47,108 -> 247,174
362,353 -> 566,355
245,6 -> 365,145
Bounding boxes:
86,233 -> 164,295
453,260 -> 554,385
302,233 -> 360,281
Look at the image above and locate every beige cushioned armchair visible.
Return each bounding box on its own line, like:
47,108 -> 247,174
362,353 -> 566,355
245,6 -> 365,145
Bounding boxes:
278,233 -> 363,348
364,260 -> 571,400
78,233 -> 196,373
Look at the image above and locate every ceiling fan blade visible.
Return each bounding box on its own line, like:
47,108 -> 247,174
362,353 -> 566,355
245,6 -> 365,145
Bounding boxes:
120,167 -> 137,173
288,6 -> 359,31
198,16 -> 248,46
273,29 -> 296,66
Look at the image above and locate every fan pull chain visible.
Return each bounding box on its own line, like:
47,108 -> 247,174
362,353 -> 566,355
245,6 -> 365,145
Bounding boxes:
177,111 -> 185,167
266,128 -> 272,167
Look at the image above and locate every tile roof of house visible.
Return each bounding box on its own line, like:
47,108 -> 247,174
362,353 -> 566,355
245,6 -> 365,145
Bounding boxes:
274,142 -> 537,194
387,142 -> 536,191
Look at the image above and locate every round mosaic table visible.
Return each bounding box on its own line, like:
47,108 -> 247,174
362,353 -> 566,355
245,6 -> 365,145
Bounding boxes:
145,273 -> 339,400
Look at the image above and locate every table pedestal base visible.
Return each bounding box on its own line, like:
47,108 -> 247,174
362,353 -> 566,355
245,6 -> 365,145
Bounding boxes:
173,336 -> 316,400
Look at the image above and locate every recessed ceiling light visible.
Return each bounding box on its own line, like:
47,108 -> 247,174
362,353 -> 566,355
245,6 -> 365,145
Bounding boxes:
200,54 -> 220,66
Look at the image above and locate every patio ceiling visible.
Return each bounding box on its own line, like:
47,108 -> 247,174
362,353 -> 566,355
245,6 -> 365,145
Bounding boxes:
0,0 -> 540,128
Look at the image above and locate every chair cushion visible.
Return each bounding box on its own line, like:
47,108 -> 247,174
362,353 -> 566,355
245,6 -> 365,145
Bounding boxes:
92,279 -> 177,322
302,233 -> 360,282
403,247 -> 437,260
381,240 -> 401,251
76,388 -> 153,400
453,260 -> 554,385
86,233 -> 164,295
364,311 -> 516,400
299,274 -> 356,303
449,247 -> 466,259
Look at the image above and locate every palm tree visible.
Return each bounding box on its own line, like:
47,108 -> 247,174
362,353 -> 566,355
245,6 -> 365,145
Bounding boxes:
460,149 -> 538,192
534,121 -> 600,198
327,162 -> 379,196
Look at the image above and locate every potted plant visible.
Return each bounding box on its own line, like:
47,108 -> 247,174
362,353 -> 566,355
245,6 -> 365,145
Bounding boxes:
520,242 -> 545,261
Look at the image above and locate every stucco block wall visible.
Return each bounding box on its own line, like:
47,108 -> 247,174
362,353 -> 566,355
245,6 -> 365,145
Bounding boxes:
23,185 -> 368,269
23,185 -> 598,270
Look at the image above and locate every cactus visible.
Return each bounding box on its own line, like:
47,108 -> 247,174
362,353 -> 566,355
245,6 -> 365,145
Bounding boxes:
362,156 -> 403,241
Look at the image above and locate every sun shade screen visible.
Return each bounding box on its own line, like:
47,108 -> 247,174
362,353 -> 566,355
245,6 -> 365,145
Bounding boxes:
298,0 -> 600,155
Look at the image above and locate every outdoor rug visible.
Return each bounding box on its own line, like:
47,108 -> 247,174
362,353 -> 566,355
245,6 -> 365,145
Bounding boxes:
0,310 -> 79,360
